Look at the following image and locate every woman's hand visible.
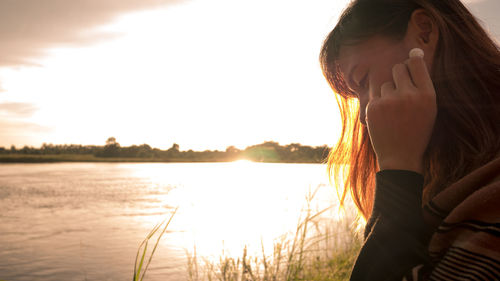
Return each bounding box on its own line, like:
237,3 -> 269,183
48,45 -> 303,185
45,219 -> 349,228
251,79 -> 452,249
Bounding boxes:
365,49 -> 437,174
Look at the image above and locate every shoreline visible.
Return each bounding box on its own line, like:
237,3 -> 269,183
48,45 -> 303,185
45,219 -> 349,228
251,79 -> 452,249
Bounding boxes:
0,154 -> 325,164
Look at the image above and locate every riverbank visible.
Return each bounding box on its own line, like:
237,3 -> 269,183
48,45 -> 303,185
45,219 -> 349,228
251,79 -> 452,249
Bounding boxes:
2,141 -> 330,163
184,222 -> 361,281
0,154 -> 220,163
0,154 -> 326,164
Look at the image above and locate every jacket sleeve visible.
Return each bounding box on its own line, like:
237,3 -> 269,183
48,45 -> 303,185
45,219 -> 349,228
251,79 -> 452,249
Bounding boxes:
350,170 -> 433,281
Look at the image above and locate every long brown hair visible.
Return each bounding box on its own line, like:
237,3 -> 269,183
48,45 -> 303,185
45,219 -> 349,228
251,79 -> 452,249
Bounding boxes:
320,0 -> 500,220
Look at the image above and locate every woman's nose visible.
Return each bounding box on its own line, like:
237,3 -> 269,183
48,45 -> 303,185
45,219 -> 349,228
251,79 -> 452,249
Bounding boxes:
358,89 -> 372,126
358,84 -> 378,126
359,99 -> 368,126
359,111 -> 367,125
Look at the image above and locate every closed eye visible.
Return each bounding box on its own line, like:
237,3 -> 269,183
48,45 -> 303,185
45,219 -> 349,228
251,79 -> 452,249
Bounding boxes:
357,73 -> 368,89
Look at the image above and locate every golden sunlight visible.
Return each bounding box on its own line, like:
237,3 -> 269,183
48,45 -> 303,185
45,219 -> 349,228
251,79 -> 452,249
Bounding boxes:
0,0 -> 345,150
137,163 -> 345,262
231,159 -> 254,164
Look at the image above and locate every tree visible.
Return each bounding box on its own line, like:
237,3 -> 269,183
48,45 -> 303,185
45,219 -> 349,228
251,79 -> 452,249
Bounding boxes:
102,137 -> 120,157
169,143 -> 179,152
225,146 -> 240,154
137,144 -> 153,158
106,137 -> 120,147
165,143 -> 180,158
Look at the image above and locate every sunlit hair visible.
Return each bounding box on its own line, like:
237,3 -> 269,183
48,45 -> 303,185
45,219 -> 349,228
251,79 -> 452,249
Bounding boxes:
320,0 -> 500,220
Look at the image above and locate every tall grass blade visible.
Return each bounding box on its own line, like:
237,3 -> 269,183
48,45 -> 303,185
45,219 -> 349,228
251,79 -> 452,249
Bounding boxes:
139,207 -> 178,281
133,207 -> 178,281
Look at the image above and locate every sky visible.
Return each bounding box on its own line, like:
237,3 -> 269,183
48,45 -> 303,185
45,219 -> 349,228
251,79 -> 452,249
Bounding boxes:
0,0 -> 498,151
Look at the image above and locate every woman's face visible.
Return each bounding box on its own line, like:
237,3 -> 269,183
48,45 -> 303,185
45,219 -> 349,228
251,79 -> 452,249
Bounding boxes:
338,36 -> 415,125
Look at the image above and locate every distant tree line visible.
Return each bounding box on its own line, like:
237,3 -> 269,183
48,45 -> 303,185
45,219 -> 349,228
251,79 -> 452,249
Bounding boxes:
0,137 -> 331,163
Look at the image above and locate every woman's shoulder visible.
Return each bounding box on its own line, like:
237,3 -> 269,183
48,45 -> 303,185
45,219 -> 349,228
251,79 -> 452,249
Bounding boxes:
422,155 -> 500,279
424,155 -> 500,222
422,154 -> 500,231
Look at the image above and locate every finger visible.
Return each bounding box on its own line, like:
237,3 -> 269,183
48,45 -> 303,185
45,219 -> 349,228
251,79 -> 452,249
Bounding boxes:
380,81 -> 396,97
402,59 -> 417,85
392,63 -> 415,90
407,56 -> 435,96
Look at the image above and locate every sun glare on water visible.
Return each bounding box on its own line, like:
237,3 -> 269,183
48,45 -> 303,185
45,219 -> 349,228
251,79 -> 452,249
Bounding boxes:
128,162 -> 346,262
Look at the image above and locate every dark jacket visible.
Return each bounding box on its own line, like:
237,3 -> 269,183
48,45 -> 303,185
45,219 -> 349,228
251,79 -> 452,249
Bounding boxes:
350,156 -> 500,280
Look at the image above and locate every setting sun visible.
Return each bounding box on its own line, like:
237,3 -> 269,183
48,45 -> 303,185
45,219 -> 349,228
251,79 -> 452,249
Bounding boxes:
231,159 -> 253,164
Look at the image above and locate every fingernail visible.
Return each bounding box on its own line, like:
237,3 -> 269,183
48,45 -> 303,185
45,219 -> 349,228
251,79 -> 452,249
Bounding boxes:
409,48 -> 424,58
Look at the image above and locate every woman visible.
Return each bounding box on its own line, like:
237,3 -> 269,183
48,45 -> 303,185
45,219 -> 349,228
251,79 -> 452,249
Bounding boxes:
320,0 -> 500,280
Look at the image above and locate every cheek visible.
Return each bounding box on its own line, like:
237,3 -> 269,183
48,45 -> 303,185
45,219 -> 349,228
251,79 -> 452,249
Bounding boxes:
368,60 -> 399,97
372,46 -> 408,83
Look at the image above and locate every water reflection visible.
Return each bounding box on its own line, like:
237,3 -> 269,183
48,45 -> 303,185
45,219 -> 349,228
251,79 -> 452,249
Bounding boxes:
128,162 -> 343,260
0,162 -> 351,281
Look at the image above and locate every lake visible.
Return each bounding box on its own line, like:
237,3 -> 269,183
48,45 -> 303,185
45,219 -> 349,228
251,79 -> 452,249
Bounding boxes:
0,162 -> 355,281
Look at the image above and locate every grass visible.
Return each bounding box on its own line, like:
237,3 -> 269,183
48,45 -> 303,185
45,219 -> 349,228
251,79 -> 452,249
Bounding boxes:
133,208 -> 178,281
184,189 -> 362,281
134,187 -> 362,281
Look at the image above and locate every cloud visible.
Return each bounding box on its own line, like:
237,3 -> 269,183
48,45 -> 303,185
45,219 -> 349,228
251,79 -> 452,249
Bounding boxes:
0,0 -> 184,67
0,120 -> 51,133
0,102 -> 38,117
0,119 -> 53,147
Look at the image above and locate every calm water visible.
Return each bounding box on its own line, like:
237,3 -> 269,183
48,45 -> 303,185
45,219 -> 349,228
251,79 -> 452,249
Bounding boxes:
0,162 -> 349,281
